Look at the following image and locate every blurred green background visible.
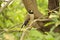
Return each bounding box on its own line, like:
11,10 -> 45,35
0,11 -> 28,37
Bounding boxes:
0,0 -> 60,40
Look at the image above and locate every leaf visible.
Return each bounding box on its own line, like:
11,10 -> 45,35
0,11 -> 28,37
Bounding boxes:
44,22 -> 55,27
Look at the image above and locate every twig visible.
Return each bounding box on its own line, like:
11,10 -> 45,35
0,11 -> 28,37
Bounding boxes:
0,28 -> 22,33
48,7 -> 59,13
8,23 -> 22,29
20,18 -> 51,40
0,0 -> 13,13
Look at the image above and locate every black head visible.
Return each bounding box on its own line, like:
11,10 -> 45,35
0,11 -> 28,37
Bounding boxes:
28,10 -> 33,14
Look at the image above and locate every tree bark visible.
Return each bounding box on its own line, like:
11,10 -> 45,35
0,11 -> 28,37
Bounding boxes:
22,0 -> 60,33
48,0 -> 59,11
22,0 -> 44,30
48,0 -> 59,16
22,0 -> 43,18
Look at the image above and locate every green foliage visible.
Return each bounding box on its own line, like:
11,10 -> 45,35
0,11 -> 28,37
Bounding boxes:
37,0 -> 48,15
24,29 -> 55,40
0,0 -> 60,40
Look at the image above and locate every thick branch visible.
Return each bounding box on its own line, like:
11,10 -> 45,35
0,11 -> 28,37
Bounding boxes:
22,0 -> 43,18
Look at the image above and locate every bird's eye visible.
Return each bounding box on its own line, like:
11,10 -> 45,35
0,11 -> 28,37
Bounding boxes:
28,10 -> 33,14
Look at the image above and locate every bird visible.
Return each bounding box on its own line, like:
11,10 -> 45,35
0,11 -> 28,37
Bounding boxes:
21,10 -> 34,28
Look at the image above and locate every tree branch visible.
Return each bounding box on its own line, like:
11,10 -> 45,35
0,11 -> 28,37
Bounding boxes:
20,18 -> 51,40
0,0 -> 13,13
